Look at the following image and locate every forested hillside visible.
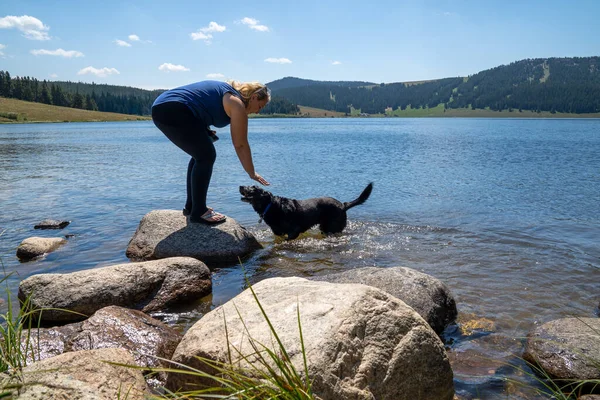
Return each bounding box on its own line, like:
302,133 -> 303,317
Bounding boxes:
447,57 -> 600,113
269,77 -> 464,113
0,71 -> 161,115
269,57 -> 600,114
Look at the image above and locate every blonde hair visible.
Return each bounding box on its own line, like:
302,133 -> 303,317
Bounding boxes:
227,80 -> 271,105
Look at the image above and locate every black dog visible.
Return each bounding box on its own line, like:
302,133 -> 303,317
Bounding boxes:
239,183 -> 373,240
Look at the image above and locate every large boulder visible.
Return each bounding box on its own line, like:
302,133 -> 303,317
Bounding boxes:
126,209 -> 262,265
19,257 -> 211,323
523,318 -> 600,381
311,267 -> 457,335
15,348 -> 149,399
167,277 -> 454,400
25,306 -> 182,372
16,237 -> 67,261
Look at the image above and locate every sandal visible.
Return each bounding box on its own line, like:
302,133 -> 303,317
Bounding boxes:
191,208 -> 226,225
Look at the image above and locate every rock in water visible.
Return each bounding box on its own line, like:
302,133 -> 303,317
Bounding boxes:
19,257 -> 212,323
34,219 -> 70,229
126,209 -> 261,266
16,236 -> 67,261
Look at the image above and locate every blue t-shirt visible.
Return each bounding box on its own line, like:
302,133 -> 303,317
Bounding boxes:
152,81 -> 242,128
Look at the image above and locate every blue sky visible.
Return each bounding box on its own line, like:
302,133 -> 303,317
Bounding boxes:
1,0 -> 599,90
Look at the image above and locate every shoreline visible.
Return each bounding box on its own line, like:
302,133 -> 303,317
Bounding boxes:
3,114 -> 600,124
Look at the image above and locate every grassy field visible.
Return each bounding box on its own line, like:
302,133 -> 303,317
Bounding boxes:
304,103 -> 600,118
385,104 -> 600,118
0,97 -> 150,123
297,106 -> 346,117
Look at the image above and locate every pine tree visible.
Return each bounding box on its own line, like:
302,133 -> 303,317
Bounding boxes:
0,71 -> 6,97
84,94 -> 98,111
72,91 -> 84,109
40,81 -> 52,104
12,77 -> 23,99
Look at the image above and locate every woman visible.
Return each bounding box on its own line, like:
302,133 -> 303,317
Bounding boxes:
151,80 -> 270,224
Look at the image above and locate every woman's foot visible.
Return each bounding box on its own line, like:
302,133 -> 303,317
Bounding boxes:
183,206 -> 212,216
190,208 -> 226,225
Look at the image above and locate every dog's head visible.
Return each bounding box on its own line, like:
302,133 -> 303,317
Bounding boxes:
239,185 -> 272,211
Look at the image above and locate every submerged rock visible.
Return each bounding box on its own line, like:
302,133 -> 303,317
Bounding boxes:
167,277 -> 454,400
19,257 -> 212,323
34,219 -> 70,229
16,236 -> 67,261
311,266 -> 457,335
523,317 -> 600,381
126,209 -> 261,266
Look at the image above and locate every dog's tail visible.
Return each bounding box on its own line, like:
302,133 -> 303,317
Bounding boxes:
343,182 -> 373,211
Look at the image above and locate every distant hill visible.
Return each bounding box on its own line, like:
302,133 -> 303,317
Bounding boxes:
267,57 -> 600,115
266,77 -> 376,91
268,77 -> 463,114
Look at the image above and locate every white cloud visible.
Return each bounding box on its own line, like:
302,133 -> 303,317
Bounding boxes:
0,44 -> 5,56
115,39 -> 131,47
78,66 -> 120,78
206,73 -> 225,79
250,24 -> 269,32
240,17 -> 269,32
265,57 -> 292,64
49,73 -> 58,78
31,48 -> 84,58
241,17 -> 258,25
0,15 -> 50,40
128,34 -> 140,41
190,31 -> 212,41
23,30 -> 50,40
332,61 -> 342,65
159,63 -> 190,72
202,21 -> 226,33
191,21 -> 226,44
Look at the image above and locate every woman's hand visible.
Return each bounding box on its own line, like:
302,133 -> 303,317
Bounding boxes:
249,172 -> 270,186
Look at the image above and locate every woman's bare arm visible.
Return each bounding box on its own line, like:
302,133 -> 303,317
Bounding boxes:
223,93 -> 269,185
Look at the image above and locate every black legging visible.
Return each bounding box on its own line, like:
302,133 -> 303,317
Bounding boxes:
151,102 -> 216,221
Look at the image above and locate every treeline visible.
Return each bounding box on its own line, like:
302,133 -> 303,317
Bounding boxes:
269,57 -> 600,114
0,71 -> 161,115
259,95 -> 299,115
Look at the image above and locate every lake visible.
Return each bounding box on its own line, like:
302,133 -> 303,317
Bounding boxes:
1,118 -> 599,398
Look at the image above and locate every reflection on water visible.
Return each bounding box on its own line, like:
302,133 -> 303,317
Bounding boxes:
1,119 -> 599,399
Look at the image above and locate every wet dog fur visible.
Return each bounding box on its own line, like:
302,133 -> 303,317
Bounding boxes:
239,183 -> 373,240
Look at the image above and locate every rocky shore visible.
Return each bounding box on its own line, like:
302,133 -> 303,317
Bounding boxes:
6,211 -> 599,399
